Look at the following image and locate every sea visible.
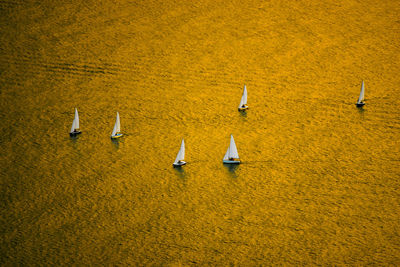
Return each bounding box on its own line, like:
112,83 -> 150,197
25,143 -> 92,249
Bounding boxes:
1,0 -> 399,265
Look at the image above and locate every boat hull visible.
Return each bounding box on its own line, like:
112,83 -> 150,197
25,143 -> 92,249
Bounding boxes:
111,133 -> 123,139
69,131 -> 81,137
173,161 -> 186,167
223,160 -> 241,164
238,105 -> 248,111
356,102 -> 365,107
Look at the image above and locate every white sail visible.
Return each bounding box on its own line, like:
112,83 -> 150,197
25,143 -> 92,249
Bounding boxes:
224,135 -> 239,160
238,85 -> 247,108
74,108 -> 80,130
229,135 -> 239,158
357,80 -> 365,104
111,112 -> 120,137
174,139 -> 185,164
223,147 -> 230,161
115,112 -> 121,133
70,108 -> 79,133
70,118 -> 76,133
111,121 -> 117,137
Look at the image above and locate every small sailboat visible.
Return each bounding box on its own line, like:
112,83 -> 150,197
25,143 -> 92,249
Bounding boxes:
356,80 -> 365,107
223,135 -> 240,164
238,84 -> 248,111
110,112 -> 123,139
173,139 -> 186,167
69,108 -> 81,137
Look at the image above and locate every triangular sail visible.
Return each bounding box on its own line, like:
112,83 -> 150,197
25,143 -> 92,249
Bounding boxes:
238,85 -> 247,108
111,112 -> 120,137
111,122 -> 117,137
174,139 -> 185,164
74,108 -> 80,130
357,80 -> 365,104
224,135 -> 239,160
223,147 -> 230,161
116,112 -> 120,133
70,118 -> 76,133
70,108 -> 79,133
229,135 -> 239,158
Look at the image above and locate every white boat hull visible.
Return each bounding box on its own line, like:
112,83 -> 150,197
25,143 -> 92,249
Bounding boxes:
223,160 -> 240,164
238,105 -> 248,111
173,161 -> 186,167
111,133 -> 123,139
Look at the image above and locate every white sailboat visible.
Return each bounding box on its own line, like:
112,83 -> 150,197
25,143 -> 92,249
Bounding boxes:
223,135 -> 240,164
356,80 -> 365,107
173,139 -> 186,166
238,84 -> 248,111
111,112 -> 123,139
69,108 -> 81,136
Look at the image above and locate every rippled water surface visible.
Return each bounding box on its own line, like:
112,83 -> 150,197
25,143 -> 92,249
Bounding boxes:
1,0 -> 400,265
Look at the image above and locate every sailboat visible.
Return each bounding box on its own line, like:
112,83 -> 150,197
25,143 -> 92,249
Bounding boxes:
110,112 -> 123,139
238,84 -> 248,111
69,108 -> 81,137
223,135 -> 240,164
173,139 -> 186,167
356,80 -> 365,107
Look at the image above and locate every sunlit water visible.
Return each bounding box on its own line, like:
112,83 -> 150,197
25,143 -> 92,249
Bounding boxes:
1,0 -> 400,265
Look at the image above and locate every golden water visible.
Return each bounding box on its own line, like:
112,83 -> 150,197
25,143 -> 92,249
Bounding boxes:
1,0 -> 400,265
